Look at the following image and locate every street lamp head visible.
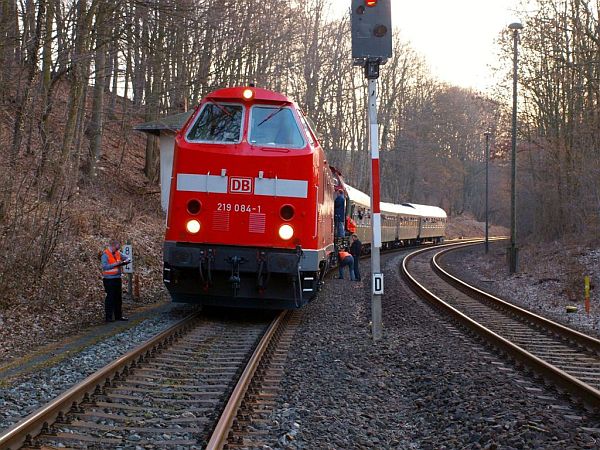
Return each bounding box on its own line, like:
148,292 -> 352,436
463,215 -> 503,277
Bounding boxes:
484,130 -> 491,138
508,21 -> 523,30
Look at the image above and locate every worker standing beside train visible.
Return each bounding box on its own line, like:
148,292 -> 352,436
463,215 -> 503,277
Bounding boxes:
101,239 -> 130,323
349,234 -> 362,282
334,190 -> 345,237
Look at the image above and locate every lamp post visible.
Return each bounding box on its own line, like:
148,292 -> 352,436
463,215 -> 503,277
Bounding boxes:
484,130 -> 491,254
508,21 -> 523,274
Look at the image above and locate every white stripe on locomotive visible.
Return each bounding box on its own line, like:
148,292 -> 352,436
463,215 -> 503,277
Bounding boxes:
176,173 -> 308,199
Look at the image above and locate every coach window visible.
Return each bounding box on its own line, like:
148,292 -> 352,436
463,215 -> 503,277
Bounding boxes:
186,103 -> 244,143
249,106 -> 306,149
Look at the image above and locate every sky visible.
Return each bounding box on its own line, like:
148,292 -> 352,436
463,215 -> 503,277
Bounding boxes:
329,0 -> 522,92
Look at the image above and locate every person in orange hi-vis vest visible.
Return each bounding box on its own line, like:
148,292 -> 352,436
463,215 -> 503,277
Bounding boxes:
337,249 -> 356,281
346,216 -> 357,234
101,239 -> 131,322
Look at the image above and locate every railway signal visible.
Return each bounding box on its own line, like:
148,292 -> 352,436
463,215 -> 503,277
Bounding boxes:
351,0 -> 392,67
351,0 -> 393,342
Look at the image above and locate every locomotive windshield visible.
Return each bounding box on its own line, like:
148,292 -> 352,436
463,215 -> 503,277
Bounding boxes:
249,106 -> 305,149
186,103 -> 243,143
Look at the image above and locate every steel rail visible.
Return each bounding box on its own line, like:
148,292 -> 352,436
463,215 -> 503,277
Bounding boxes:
0,314 -> 199,450
206,310 -> 288,450
432,242 -> 600,355
402,242 -> 600,411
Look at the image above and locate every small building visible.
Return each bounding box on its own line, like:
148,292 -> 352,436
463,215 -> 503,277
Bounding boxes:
134,111 -> 193,212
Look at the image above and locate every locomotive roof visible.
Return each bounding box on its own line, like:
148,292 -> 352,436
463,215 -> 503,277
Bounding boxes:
135,87 -> 295,135
206,86 -> 294,103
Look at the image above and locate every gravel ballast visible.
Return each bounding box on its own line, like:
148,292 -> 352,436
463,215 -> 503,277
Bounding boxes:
0,305 -> 195,432
264,252 -> 600,449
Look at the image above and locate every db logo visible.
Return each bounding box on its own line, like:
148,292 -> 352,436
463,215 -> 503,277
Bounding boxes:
229,177 -> 253,194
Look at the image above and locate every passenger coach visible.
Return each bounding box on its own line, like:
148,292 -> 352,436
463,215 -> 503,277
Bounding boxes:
342,183 -> 446,249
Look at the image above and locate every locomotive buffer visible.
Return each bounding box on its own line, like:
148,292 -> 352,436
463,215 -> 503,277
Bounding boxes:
352,0 -> 392,341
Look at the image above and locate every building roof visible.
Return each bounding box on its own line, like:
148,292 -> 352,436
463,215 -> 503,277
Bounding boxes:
133,110 -> 194,135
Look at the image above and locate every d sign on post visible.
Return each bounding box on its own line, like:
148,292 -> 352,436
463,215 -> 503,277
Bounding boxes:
373,273 -> 384,295
351,0 -> 392,342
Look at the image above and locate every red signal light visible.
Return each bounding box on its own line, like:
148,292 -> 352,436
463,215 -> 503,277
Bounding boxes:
366,0 -> 377,6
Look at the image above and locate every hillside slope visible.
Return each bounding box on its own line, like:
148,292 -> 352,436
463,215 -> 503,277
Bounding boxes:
0,82 -> 167,363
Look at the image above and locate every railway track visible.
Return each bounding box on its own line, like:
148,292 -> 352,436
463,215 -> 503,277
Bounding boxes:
402,240 -> 600,410
0,309 -> 297,449
1,241 -> 432,450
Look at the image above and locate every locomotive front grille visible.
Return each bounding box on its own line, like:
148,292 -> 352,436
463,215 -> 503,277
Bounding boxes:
249,212 -> 266,233
212,210 -> 230,232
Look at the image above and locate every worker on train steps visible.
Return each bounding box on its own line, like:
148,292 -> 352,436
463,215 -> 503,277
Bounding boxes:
337,249 -> 355,281
101,239 -> 130,323
334,190 -> 345,237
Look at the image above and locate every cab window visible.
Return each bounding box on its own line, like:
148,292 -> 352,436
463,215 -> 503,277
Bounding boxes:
299,112 -> 316,147
186,103 -> 243,143
249,106 -> 306,149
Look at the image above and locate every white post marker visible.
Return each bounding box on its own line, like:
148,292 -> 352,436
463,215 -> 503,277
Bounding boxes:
122,244 -> 134,274
368,77 -> 383,341
373,272 -> 384,295
123,242 -> 134,300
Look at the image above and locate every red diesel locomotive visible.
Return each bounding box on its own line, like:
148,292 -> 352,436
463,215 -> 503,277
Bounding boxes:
163,86 -> 336,308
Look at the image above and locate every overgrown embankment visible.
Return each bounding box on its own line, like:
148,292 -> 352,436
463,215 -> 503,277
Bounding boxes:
0,79 -> 166,363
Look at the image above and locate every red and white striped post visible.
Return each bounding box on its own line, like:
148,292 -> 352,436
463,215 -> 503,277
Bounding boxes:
351,0 -> 392,341
368,76 -> 383,341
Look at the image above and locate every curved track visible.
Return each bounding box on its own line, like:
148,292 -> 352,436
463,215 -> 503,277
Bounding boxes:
0,310 -> 290,449
402,241 -> 600,410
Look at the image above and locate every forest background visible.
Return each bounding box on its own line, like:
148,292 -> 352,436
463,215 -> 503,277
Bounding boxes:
0,0 -> 598,316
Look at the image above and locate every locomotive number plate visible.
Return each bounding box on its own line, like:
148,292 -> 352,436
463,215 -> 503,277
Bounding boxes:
217,203 -> 262,213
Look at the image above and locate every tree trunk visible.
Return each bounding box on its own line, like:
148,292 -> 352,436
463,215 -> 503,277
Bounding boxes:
49,0 -> 93,199
86,1 -> 108,178
11,0 -> 44,164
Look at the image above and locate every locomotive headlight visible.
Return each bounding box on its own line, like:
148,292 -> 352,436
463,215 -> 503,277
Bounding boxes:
242,88 -> 254,100
186,219 -> 201,234
278,224 -> 294,240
